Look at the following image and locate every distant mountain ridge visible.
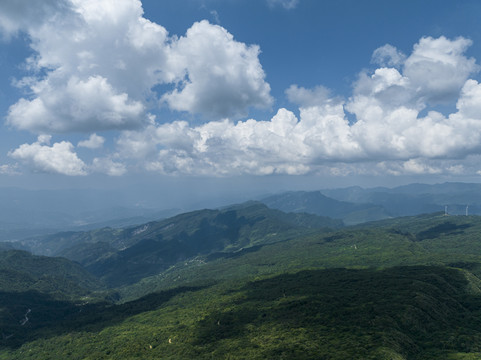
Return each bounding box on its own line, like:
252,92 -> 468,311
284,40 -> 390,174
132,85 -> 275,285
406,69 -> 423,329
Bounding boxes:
2,182 -> 481,242
261,191 -> 390,225
321,181 -> 481,217
22,202 -> 341,286
260,182 -> 481,223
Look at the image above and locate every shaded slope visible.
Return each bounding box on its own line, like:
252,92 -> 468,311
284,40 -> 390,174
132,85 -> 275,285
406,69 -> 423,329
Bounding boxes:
0,285 -> 204,351
119,213 -> 481,300
88,202 -> 340,286
28,202 -> 340,287
2,266 -> 481,359
0,250 -> 103,297
3,214 -> 481,358
191,266 -> 481,359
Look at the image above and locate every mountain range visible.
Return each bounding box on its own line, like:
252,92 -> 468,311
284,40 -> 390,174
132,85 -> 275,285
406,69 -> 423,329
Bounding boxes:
2,182 -> 481,243
3,183 -> 481,358
261,182 -> 481,224
18,202 -> 340,286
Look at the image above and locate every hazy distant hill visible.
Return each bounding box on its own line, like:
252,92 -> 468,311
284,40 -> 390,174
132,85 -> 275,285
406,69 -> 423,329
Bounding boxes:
261,182 -> 481,223
0,187 -> 181,241
3,182 -> 481,242
261,191 -> 390,225
322,182 -> 481,216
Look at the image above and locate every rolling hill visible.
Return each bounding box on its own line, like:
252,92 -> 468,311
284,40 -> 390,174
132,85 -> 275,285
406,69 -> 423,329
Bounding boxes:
4,202 -> 481,358
0,250 -> 104,298
22,202 -> 341,286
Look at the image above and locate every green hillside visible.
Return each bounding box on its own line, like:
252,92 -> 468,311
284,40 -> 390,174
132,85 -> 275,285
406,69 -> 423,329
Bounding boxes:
24,202 -> 341,287
3,212 -> 481,358
1,266 -> 481,359
116,212 -> 481,301
0,250 -> 110,349
0,250 -> 103,297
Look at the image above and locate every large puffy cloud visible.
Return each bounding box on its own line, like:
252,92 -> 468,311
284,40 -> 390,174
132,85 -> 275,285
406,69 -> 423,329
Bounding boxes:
344,36 -> 481,163
112,36 -> 481,177
114,99 -> 481,176
116,104 -> 359,176
8,136 -> 87,176
3,0 -> 165,132
404,36 -> 478,104
117,109 -> 311,176
3,3 -> 481,179
161,20 -> 273,118
1,0 -> 272,133
454,79 -> 481,120
8,76 -> 145,132
8,135 -> 127,176
348,36 -> 479,116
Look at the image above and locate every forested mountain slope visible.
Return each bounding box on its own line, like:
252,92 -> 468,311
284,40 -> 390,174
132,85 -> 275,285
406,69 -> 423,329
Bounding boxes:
23,202 -> 341,286
3,209 -> 481,358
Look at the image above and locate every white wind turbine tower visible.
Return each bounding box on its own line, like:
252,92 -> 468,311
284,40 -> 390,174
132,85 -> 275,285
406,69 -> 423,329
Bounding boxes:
466,205 -> 469,216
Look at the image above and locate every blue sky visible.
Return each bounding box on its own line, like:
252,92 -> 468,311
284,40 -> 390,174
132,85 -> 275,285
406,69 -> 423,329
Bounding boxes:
1,0 -> 481,199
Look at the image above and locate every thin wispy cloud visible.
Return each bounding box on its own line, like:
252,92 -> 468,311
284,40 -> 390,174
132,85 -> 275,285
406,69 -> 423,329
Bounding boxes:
267,0 -> 300,10
210,10 -> 220,24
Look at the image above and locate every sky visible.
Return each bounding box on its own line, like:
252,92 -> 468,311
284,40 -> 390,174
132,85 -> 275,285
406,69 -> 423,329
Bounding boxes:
1,0 -> 481,203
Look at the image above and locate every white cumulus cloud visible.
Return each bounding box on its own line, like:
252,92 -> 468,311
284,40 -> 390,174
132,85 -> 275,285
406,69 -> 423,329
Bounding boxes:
9,136 -> 87,176
8,76 -> 145,133
78,133 -> 105,149
1,0 -> 272,133
404,36 -> 479,104
110,35 -> 481,177
3,3 -> 481,179
161,20 -> 273,118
